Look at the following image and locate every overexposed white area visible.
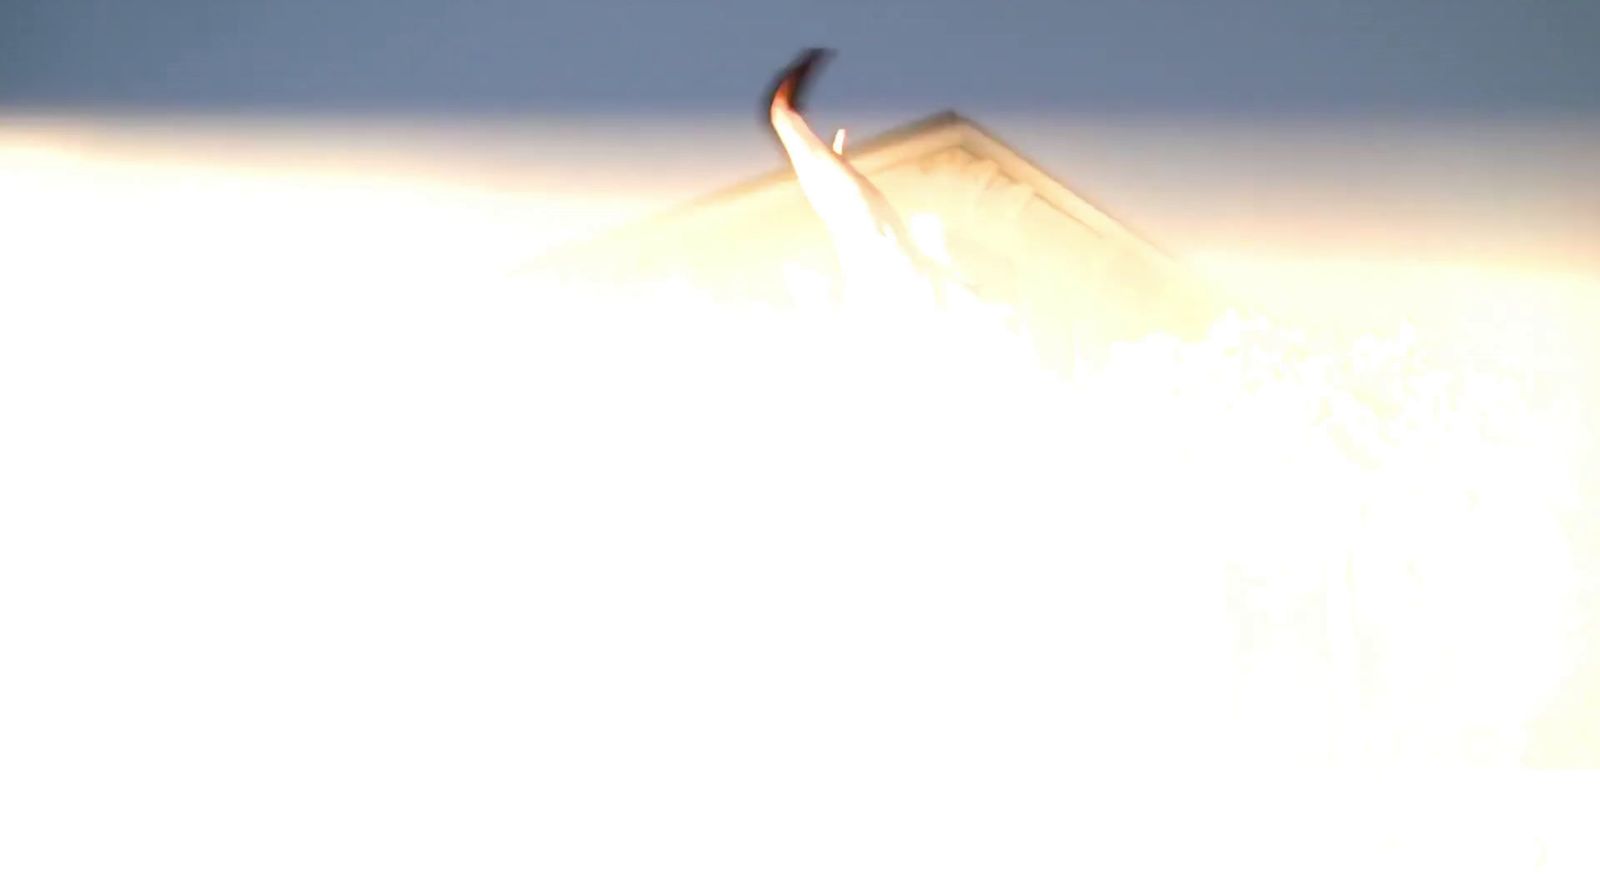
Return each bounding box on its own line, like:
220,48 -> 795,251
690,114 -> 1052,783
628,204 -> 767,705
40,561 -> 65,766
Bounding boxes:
3,116 -> 1599,890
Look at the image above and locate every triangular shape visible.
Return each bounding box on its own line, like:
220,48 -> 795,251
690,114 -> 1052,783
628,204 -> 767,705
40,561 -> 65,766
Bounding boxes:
533,112 -> 1207,370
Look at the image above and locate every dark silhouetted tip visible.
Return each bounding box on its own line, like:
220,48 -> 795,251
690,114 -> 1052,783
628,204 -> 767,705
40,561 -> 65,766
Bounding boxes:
763,47 -> 836,119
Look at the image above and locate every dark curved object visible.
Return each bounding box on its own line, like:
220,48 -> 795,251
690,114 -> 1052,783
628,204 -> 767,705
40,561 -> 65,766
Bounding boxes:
762,48 -> 836,124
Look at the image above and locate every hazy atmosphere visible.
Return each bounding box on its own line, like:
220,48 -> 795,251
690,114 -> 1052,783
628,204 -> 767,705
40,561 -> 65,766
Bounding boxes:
6,0 -> 1598,272
5,2 -> 1600,890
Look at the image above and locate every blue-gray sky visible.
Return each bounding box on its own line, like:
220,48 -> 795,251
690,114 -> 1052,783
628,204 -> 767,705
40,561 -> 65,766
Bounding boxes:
2,0 -> 1597,115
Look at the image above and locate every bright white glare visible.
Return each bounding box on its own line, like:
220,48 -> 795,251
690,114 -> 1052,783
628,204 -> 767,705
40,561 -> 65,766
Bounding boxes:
531,234 -> 1591,768
1,140 -> 1596,891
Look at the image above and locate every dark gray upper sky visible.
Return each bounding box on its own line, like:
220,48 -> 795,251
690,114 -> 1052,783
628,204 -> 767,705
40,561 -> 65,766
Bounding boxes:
2,0 -> 1597,115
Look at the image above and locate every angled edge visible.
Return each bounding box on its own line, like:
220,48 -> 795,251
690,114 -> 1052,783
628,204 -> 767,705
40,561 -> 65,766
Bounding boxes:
527,110 -> 1172,273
